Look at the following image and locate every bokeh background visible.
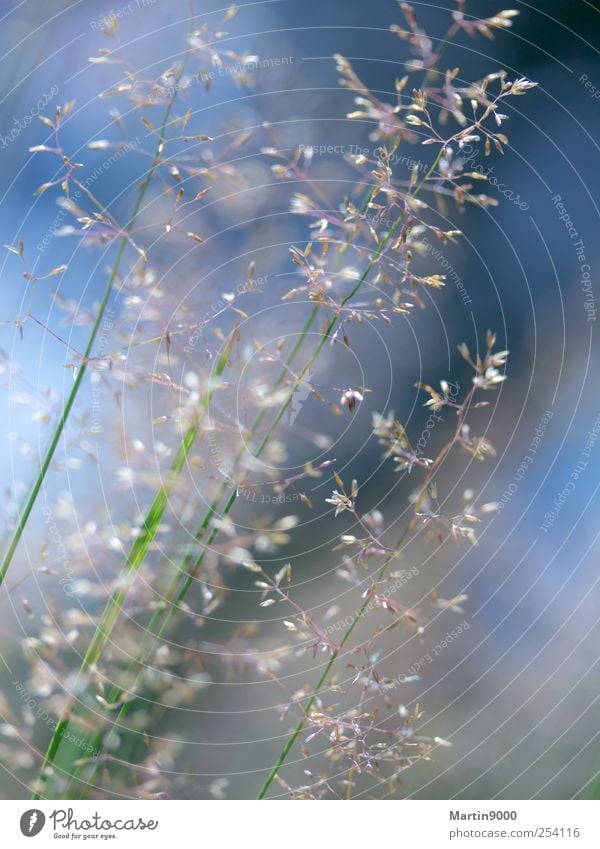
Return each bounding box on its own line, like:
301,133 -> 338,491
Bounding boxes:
0,0 -> 599,799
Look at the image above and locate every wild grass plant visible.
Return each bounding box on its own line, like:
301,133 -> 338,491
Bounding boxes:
0,3 -> 536,800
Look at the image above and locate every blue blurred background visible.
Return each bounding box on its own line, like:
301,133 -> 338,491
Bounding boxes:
0,0 -> 599,799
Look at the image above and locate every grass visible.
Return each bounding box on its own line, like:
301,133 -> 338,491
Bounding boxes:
35,147 -> 443,798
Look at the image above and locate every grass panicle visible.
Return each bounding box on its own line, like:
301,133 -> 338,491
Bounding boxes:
0,2 -> 538,801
